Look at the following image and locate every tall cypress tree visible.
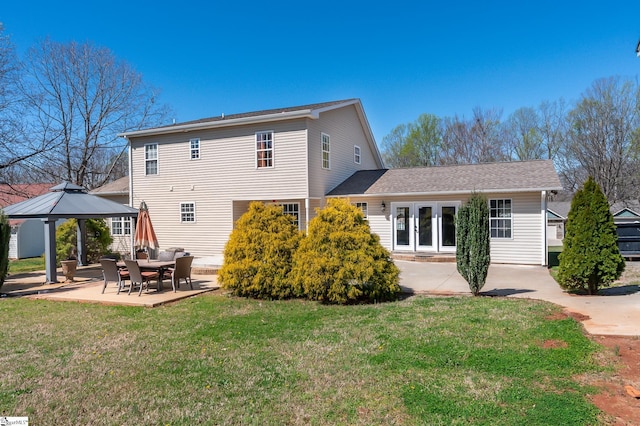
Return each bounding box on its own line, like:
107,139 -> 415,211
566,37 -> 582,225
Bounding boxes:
558,177 -> 624,295
0,211 -> 10,292
456,193 -> 491,296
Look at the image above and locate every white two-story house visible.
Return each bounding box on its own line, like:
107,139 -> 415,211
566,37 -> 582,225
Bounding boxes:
119,99 -> 562,266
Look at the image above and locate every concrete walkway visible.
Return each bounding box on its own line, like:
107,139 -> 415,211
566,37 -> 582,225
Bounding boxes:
397,260 -> 640,336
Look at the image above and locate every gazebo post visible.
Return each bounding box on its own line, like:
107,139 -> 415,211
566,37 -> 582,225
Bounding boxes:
76,219 -> 87,266
43,218 -> 58,283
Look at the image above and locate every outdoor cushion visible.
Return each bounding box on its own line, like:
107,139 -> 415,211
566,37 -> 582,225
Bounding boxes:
158,251 -> 175,261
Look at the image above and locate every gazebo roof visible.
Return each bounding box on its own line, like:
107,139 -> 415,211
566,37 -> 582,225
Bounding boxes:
2,182 -> 138,219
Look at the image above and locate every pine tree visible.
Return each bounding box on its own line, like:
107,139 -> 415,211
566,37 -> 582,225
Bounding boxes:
290,198 -> 400,304
558,177 -> 624,295
456,193 -> 491,296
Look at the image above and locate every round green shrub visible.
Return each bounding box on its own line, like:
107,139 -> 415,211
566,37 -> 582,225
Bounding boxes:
290,198 -> 400,304
218,202 -> 302,299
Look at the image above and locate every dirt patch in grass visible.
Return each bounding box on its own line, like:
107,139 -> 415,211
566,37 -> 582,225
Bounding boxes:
541,339 -> 568,349
586,335 -> 640,426
546,311 -> 640,424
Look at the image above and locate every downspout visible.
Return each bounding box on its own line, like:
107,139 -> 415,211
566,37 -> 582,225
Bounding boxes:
127,137 -> 136,260
305,198 -> 310,232
541,191 -> 548,266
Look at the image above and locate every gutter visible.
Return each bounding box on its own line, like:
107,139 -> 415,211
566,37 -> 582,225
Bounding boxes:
119,110 -> 319,138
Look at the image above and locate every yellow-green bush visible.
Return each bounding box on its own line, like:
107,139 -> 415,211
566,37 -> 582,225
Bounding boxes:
291,198 -> 400,304
55,218 -> 112,265
219,202 -> 302,299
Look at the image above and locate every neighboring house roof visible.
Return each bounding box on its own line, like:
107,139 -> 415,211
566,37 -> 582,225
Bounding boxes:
90,176 -> 129,196
327,160 -> 562,197
0,183 -> 53,207
3,182 -> 139,219
548,200 -> 640,220
547,201 -> 572,219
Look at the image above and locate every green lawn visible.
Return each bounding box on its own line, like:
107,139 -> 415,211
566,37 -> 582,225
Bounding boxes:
8,256 -> 45,274
0,294 -> 609,425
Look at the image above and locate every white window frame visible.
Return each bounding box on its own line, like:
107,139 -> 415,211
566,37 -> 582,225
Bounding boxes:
321,133 -> 330,169
354,145 -> 361,164
354,202 -> 368,219
180,202 -> 196,223
190,138 -> 200,160
111,217 -> 131,236
489,199 -> 512,239
256,131 -> 274,168
279,203 -> 300,229
145,143 -> 158,175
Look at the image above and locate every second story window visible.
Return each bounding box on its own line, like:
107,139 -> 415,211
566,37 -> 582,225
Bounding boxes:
354,145 -> 361,164
181,202 -> 196,223
322,133 -> 330,169
190,138 -> 200,159
145,143 -> 158,175
256,131 -> 274,168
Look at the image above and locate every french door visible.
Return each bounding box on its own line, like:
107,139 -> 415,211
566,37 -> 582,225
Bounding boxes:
392,202 -> 459,252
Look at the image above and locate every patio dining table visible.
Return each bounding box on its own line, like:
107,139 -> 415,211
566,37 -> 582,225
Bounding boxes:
117,259 -> 176,292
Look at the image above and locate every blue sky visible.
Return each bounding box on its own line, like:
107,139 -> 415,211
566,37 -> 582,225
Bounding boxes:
2,1 -> 640,142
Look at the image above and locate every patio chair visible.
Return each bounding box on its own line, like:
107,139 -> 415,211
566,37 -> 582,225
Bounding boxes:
124,259 -> 159,296
165,255 -> 194,292
100,258 -> 130,294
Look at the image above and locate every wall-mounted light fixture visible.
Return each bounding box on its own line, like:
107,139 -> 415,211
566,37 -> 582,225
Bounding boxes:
381,201 -> 386,212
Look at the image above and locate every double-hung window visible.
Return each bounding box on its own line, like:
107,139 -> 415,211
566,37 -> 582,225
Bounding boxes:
181,202 -> 196,223
190,138 -> 200,159
256,131 -> 274,168
280,203 -> 300,228
354,202 -> 368,219
111,217 -> 131,235
145,143 -> 158,175
321,133 -> 330,169
354,145 -> 361,164
490,199 -> 512,238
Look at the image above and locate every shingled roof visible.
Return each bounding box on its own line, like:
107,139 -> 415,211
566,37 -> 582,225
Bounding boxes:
327,160 -> 562,196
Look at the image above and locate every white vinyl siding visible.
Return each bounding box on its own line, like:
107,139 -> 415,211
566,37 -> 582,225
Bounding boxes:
321,133 -> 330,169
145,143 -> 158,175
129,120 -> 310,257
307,105 -> 381,198
190,138 -> 200,159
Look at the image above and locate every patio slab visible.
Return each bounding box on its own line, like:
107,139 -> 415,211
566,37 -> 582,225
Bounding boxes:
1,264 -> 219,307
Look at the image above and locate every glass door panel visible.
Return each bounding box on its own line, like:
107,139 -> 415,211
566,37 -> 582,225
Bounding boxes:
417,205 -> 434,250
440,205 -> 457,251
394,206 -> 411,249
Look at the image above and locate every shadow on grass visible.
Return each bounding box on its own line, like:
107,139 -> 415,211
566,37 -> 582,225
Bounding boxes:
566,285 -> 640,296
481,288 -> 536,297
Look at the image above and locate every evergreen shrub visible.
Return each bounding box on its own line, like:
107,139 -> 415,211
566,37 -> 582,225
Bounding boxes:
0,211 -> 10,291
55,218 -> 112,265
290,198 -> 400,304
558,177 -> 624,294
456,193 -> 491,296
218,202 -> 302,299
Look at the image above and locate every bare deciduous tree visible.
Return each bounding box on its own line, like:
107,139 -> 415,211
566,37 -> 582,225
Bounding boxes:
442,107 -> 507,164
564,77 -> 640,203
504,107 -> 544,161
18,38 -> 170,189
